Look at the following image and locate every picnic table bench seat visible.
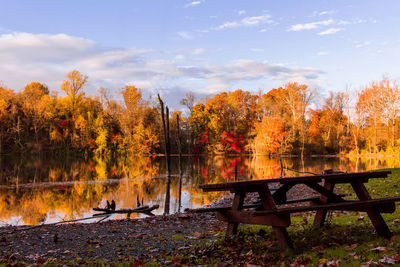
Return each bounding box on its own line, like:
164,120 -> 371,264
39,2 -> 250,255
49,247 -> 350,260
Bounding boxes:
186,194 -> 346,213
192,170 -> 400,249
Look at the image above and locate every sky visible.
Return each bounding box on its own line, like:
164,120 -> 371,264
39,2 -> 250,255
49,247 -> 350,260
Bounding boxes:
1,0 -> 400,109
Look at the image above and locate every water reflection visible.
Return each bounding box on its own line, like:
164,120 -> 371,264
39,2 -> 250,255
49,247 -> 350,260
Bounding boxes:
1,155 -> 399,225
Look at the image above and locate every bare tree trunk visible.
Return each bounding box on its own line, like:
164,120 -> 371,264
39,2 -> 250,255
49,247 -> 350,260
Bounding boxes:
0,128 -> 2,156
176,114 -> 183,213
374,118 -> 378,154
158,95 -> 171,215
353,129 -> 359,156
393,120 -> 396,147
301,124 -> 305,158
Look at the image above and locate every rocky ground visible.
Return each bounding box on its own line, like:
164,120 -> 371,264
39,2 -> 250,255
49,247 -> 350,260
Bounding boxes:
0,212 -> 223,265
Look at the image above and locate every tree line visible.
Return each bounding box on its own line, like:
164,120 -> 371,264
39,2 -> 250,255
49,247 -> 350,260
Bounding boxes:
0,70 -> 399,157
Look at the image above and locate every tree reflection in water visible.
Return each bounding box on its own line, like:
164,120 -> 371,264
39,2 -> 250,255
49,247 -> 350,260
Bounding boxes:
0,155 -> 399,225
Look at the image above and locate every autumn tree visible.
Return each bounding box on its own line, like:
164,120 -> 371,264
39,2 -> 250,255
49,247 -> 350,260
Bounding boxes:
60,70 -> 88,146
0,86 -> 15,154
180,91 -> 195,153
180,91 -> 195,113
379,78 -> 400,147
357,81 -> 384,153
22,82 -> 50,146
280,82 -> 315,156
120,85 -> 159,154
252,117 -> 285,155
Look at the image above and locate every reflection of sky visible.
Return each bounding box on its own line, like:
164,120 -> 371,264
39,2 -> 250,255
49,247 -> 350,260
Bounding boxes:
2,156 -> 400,226
2,216 -> 24,226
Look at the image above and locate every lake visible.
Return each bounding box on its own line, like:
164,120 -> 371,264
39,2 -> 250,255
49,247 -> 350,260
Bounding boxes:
1,155 -> 399,226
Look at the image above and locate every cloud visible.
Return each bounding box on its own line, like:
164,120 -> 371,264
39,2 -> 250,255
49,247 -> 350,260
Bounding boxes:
355,41 -> 371,48
317,28 -> 342,35
0,26 -> 12,33
184,0 -> 203,8
338,20 -> 350,25
317,51 -> 329,56
214,21 -> 240,30
191,59 -> 324,93
318,10 -> 334,16
338,18 -> 367,25
317,10 -> 335,16
192,48 -> 206,55
311,10 -> 335,17
237,10 -> 246,16
0,32 -> 324,107
288,19 -> 334,31
213,14 -> 273,30
0,32 -> 96,62
176,31 -> 193,40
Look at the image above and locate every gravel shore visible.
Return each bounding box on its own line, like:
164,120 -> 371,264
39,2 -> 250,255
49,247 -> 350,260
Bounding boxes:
0,183 -> 320,264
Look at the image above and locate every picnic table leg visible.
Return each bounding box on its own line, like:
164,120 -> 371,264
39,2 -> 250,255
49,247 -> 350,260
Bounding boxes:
313,180 -> 334,227
226,191 -> 245,236
351,181 -> 392,238
258,185 -> 293,249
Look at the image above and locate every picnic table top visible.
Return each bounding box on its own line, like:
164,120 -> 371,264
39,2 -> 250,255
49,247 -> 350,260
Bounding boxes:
200,170 -> 391,192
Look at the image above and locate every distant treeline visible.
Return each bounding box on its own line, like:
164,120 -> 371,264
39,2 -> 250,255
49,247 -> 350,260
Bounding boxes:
0,70 -> 399,156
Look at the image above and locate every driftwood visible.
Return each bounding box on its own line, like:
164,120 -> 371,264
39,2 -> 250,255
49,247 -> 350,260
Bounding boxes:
93,204 -> 159,217
3,204 -> 160,234
1,214 -> 111,233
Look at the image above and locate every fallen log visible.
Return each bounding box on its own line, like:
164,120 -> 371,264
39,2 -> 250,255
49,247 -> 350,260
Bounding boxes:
93,205 -> 159,217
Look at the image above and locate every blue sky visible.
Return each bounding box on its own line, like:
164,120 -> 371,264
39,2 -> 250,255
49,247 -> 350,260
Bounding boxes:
1,0 -> 400,109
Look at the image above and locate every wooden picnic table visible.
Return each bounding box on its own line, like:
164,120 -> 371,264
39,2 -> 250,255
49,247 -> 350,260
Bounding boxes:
193,170 -> 400,249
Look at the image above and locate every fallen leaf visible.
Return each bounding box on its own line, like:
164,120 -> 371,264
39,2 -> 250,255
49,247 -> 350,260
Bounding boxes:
36,257 -> 46,265
393,254 -> 400,261
326,260 -> 340,267
319,258 -> 328,264
371,246 -> 387,252
379,255 -> 396,265
193,232 -> 202,238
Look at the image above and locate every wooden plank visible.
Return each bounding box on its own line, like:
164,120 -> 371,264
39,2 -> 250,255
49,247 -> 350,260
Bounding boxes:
258,184 -> 293,249
200,171 -> 391,192
186,195 -> 393,214
186,203 -> 260,213
258,184 -> 277,210
186,195 -> 348,213
226,191 -> 246,235
272,183 -> 295,204
217,210 -> 290,227
351,181 -> 393,238
314,180 -> 334,227
273,227 -> 293,250
285,194 -> 344,204
253,197 -> 400,216
304,181 -> 345,203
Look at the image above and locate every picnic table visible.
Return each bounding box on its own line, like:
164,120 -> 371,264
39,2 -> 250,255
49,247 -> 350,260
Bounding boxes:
190,170 -> 400,249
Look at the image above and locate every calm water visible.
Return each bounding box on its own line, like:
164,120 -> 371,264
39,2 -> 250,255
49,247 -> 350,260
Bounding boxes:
0,155 -> 399,226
